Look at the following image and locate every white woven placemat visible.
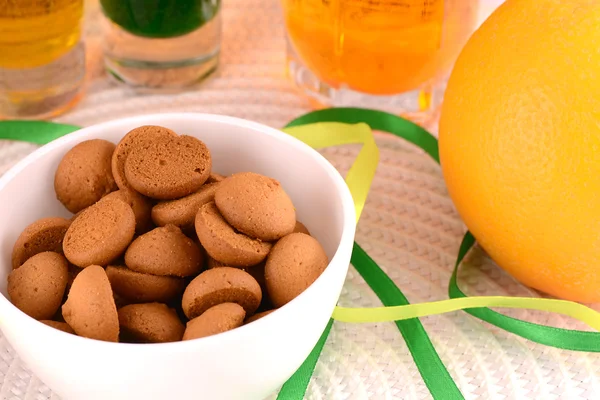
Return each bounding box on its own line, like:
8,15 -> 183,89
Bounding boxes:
2,0 -> 599,399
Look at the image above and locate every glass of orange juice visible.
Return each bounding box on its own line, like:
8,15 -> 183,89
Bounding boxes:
283,0 -> 480,125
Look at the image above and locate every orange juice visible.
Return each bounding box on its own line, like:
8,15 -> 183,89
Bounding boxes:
283,0 -> 479,96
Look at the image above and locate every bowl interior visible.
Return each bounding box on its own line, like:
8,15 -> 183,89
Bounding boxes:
0,113 -> 352,298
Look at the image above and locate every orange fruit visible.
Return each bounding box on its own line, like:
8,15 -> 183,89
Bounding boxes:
438,0 -> 600,303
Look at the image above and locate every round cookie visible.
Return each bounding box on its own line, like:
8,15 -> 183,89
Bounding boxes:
54,139 -> 118,213
206,172 -> 226,183
195,202 -> 272,268
245,309 -> 276,325
118,303 -> 185,343
265,233 -> 329,308
182,267 -> 262,319
124,134 -> 212,200
183,303 -> 245,341
151,182 -> 220,230
70,210 -> 83,222
63,196 -> 136,267
62,265 -> 119,342
11,217 -> 71,269
293,221 -> 311,236
206,257 -> 268,306
111,125 -> 177,190
40,320 -> 75,334
214,172 -> 295,241
106,265 -> 186,303
125,225 -> 202,277
102,189 -> 154,234
7,252 -> 68,320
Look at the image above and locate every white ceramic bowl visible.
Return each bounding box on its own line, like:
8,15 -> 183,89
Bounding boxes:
0,114 -> 356,400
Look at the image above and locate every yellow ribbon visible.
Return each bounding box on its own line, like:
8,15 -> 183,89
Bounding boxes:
333,297 -> 600,331
282,122 -> 378,222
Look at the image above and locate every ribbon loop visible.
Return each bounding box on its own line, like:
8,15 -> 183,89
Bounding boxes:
282,122 -> 378,222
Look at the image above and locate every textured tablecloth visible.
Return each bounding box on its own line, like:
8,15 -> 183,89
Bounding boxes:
2,0 -> 600,399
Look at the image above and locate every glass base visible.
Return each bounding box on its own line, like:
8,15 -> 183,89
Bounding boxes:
286,40 -> 445,128
102,13 -> 221,92
0,42 -> 85,120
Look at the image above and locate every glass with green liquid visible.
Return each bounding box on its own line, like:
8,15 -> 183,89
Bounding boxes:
100,0 -> 221,90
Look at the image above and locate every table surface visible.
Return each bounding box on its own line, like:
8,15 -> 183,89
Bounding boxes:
2,0 -> 600,399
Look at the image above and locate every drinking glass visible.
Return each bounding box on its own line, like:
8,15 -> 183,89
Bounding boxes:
283,0 -> 480,125
0,0 -> 85,119
100,0 -> 221,90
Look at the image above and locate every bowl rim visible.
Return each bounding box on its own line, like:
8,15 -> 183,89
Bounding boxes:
0,112 -> 356,351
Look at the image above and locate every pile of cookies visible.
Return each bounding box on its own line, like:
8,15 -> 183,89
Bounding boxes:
7,125 -> 329,343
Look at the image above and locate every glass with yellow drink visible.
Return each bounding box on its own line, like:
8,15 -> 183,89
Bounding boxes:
283,0 -> 479,125
0,0 -> 85,119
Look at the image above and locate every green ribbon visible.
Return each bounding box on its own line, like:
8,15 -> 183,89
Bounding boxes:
351,243 -> 464,398
450,232 -> 600,352
3,108 -> 600,400
0,121 -> 80,144
281,110 -> 463,400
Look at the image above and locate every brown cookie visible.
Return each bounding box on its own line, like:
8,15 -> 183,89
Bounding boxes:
206,256 -> 228,269
54,139 -> 118,213
62,265 -> 119,342
124,225 -> 202,277
214,172 -> 296,241
206,257 -> 268,306
293,221 -> 311,236
40,320 -> 75,334
124,135 -> 212,200
265,233 -> 329,308
102,189 -> 154,234
11,217 -> 71,269
151,183 -> 220,230
195,202 -> 272,268
206,172 -> 226,183
7,252 -> 68,320
63,196 -> 136,267
71,210 -> 83,222
106,265 -> 186,303
111,125 -> 177,190
182,267 -> 262,319
118,303 -> 185,343
182,303 -> 245,341
245,309 -> 276,325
